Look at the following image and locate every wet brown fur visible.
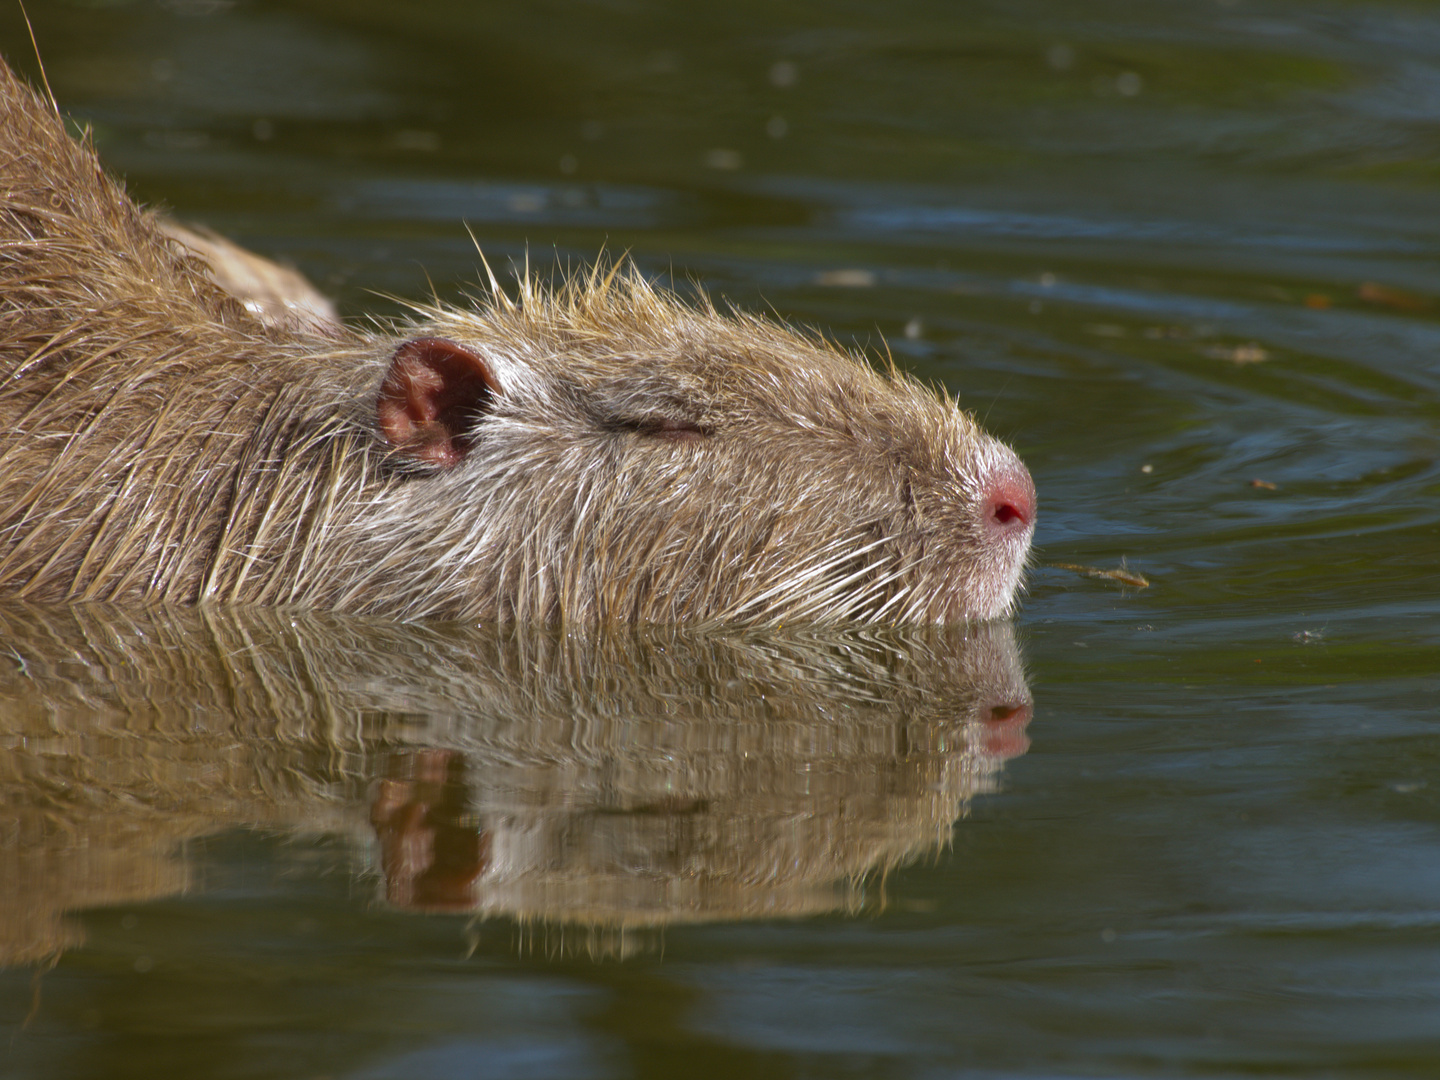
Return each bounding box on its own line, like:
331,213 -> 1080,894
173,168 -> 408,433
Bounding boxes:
0,58 -> 1033,624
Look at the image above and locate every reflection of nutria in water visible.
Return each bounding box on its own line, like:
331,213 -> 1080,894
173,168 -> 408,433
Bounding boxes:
372,752 -> 491,913
0,604 -> 1030,964
0,59 -> 1034,625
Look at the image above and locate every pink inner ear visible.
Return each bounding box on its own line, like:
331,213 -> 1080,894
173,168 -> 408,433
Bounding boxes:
377,337 -> 503,469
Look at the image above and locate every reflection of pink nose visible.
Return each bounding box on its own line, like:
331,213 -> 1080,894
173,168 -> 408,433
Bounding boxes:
982,700 -> 1033,759
984,465 -> 1037,536
990,703 -> 1031,724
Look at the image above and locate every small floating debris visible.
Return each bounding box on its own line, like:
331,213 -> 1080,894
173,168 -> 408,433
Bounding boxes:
815,268 -> 876,288
769,59 -> 799,88
1304,294 -> 1331,310
1201,342 -> 1269,364
1358,282 -> 1430,312
1052,562 -> 1150,588
507,192 -> 545,214
1250,478 -> 1278,490
1046,43 -> 1075,71
703,148 -> 744,171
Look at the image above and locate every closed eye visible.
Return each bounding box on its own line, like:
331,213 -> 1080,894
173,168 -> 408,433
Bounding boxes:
621,417 -> 710,443
641,417 -> 708,442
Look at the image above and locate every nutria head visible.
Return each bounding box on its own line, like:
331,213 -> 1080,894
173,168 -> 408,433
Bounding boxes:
345,271 -> 1035,623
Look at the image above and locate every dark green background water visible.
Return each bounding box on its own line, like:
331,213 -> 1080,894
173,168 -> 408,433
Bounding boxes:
2,1 -> 1438,1076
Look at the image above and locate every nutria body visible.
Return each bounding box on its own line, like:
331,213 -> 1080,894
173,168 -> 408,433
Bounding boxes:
0,60 -> 1034,624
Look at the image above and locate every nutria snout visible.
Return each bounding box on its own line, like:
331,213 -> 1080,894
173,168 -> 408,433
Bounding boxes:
0,58 -> 1034,625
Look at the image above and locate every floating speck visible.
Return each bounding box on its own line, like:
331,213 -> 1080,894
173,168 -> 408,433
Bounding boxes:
770,60 -> 798,88
816,269 -> 876,288
1116,71 -> 1143,96
1053,562 -> 1150,588
1203,343 -> 1269,364
704,148 -> 743,171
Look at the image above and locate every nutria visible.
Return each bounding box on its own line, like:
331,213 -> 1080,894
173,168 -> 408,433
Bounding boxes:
156,218 -> 342,335
0,59 -> 1035,624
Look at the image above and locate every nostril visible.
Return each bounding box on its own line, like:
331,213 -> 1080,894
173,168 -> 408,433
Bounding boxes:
979,449 -> 1036,550
984,467 -> 1036,533
992,501 -> 1024,527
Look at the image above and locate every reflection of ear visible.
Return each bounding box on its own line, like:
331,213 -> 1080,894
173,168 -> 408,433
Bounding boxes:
376,337 -> 503,469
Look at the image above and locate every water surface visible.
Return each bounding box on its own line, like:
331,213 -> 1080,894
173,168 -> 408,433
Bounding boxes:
1,1 -> 1438,1076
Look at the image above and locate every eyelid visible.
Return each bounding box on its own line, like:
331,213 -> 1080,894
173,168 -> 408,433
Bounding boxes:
635,417 -> 709,443
598,404 -> 712,442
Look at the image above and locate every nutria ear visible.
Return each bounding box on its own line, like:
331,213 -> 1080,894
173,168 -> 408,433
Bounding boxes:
377,337 -> 503,469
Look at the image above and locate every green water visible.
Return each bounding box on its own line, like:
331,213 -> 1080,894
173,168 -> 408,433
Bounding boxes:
2,0 -> 1439,1076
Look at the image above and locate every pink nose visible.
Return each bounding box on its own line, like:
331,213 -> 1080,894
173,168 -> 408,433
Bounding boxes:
984,466 -> 1036,534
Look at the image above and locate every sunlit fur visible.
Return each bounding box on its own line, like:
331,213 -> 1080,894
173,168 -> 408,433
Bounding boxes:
0,59 -> 1033,625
